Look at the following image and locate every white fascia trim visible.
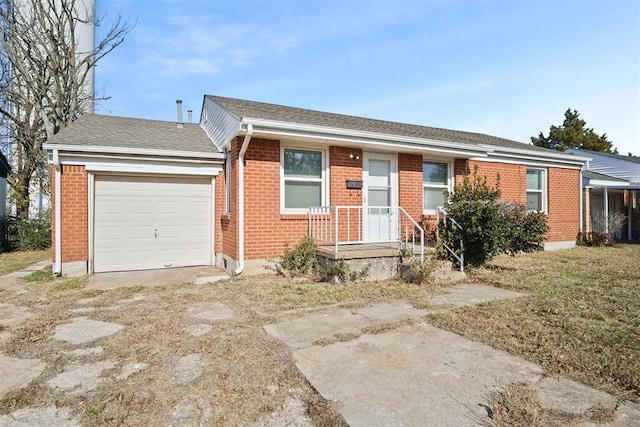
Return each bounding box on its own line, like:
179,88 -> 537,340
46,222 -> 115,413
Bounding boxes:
241,118 -> 492,158
470,155 -> 585,170
479,144 -> 590,166
588,181 -> 631,188
84,162 -> 222,176
49,151 -> 223,168
57,155 -> 222,176
43,143 -> 225,160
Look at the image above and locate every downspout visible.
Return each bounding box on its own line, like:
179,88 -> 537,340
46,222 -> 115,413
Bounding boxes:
579,168 -> 583,233
234,123 -> 253,276
52,149 -> 62,276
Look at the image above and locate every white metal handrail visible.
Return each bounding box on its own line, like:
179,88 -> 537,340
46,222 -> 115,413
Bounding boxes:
308,206 -> 424,264
436,206 -> 465,272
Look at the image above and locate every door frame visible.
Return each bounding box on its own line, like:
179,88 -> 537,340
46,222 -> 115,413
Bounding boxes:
362,152 -> 399,242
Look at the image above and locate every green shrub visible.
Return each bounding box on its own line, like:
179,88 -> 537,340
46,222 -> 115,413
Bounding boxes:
439,167 -> 549,267
277,236 -> 366,283
15,209 -> 51,250
498,202 -> 549,255
278,235 -> 320,277
439,169 -> 503,267
0,215 -> 18,252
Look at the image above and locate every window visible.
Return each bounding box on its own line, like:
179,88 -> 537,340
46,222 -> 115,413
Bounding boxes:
423,161 -> 450,212
282,148 -> 325,211
526,168 -> 546,211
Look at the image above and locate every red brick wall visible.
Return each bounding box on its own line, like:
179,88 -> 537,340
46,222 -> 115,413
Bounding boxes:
547,167 -> 580,242
329,146 -> 363,242
455,159 -> 579,242
54,165 -> 88,262
214,152 -> 227,258
398,153 -> 422,220
463,160 -> 527,204
220,136 -> 241,260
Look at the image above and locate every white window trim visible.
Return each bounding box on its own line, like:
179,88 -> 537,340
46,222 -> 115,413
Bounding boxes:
280,145 -> 328,214
422,159 -> 452,215
526,167 -> 547,213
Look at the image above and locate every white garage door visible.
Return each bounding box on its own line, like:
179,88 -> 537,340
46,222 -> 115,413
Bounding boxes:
94,175 -> 212,273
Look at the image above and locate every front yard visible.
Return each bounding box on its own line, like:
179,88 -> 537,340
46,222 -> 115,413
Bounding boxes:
429,244 -> 640,400
0,244 -> 638,425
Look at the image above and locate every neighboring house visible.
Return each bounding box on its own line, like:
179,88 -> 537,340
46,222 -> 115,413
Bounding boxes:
0,152 -> 9,216
566,148 -> 640,241
44,96 -> 588,276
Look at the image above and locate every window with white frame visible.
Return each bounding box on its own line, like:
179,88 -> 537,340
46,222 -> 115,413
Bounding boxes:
423,161 -> 450,212
526,168 -> 546,211
282,147 -> 325,211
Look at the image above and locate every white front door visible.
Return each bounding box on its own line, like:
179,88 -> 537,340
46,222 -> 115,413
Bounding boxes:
363,152 -> 398,242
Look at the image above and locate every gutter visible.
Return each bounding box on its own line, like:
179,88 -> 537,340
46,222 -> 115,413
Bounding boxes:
52,149 -> 62,276
233,123 -> 253,276
240,118 -> 492,158
42,143 -> 225,160
579,167 -> 584,233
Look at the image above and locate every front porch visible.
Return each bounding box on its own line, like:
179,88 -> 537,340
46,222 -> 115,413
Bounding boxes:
308,206 -> 462,281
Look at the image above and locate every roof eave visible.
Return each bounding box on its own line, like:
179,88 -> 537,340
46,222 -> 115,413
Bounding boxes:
42,143 -> 225,161
240,117 -> 493,158
479,144 -> 591,167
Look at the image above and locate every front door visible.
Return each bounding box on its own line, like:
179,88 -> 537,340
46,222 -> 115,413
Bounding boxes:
363,152 -> 398,242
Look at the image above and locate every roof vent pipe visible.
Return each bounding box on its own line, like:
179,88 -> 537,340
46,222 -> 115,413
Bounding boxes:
187,110 -> 193,123
176,100 -> 184,128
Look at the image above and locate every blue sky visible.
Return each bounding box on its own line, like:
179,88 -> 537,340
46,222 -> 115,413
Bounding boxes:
95,0 -> 640,156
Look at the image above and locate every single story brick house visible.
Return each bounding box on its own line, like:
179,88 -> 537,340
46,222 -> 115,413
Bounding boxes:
44,96 -> 589,276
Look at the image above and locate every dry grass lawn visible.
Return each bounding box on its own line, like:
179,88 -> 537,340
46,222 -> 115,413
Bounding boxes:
1,245 -> 638,425
0,249 -> 50,275
428,244 -> 640,401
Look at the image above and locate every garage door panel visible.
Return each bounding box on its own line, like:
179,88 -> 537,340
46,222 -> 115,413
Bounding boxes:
94,175 -> 212,273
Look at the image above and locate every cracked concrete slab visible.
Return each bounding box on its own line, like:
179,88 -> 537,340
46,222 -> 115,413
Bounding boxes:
117,361 -> 148,380
172,396 -> 214,424
293,322 -> 544,426
0,354 -> 47,400
264,301 -> 429,350
187,301 -> 233,322
173,354 -> 208,385
53,317 -> 124,345
0,406 -> 78,426
536,376 -> 617,415
185,323 -> 212,337
430,283 -> 526,307
0,302 -> 34,328
46,360 -> 116,394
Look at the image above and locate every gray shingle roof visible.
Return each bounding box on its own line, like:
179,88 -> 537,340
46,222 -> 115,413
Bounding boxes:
47,113 -> 220,154
208,95 -> 553,153
583,170 -> 628,182
576,148 -> 640,164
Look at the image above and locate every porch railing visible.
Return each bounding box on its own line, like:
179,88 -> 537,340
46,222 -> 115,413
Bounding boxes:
308,206 -> 424,264
436,206 -> 465,272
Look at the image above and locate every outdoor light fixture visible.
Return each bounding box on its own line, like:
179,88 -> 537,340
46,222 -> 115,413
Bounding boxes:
349,153 -> 360,160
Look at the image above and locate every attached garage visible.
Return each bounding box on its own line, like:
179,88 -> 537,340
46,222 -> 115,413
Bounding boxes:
93,175 -> 213,273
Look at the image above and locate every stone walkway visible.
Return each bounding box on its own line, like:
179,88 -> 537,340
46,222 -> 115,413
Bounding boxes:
264,285 -> 640,427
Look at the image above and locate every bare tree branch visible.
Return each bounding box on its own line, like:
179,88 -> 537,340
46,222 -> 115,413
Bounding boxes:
0,0 -> 131,218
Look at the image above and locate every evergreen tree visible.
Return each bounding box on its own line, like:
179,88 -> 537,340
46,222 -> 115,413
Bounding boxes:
532,109 -> 615,153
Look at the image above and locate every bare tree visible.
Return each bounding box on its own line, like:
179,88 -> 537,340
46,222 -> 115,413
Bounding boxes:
0,0 -> 131,219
